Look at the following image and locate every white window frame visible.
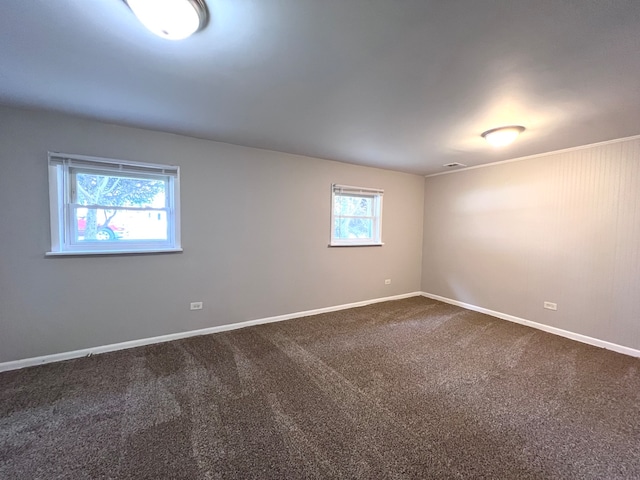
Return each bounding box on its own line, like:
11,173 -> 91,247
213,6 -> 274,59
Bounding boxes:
330,184 -> 384,247
47,152 -> 182,256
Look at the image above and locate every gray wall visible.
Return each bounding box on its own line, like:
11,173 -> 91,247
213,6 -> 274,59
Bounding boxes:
0,106 -> 424,363
422,138 -> 640,350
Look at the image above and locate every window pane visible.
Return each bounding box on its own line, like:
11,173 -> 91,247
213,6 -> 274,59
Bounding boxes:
75,207 -> 168,242
334,195 -> 373,216
49,154 -> 180,255
75,172 -> 166,209
334,217 -> 373,239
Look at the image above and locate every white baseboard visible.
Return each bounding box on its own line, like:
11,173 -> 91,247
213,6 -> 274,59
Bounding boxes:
421,292 -> 640,358
0,291 -> 423,373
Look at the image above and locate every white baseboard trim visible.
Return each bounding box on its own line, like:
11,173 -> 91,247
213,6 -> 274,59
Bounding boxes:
421,292 -> 640,358
0,291 -> 423,373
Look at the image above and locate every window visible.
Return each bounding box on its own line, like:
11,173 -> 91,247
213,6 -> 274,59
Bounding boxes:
330,184 -> 383,246
47,152 -> 181,255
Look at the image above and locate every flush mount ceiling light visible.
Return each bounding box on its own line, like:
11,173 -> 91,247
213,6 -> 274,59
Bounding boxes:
481,125 -> 526,148
125,0 -> 209,40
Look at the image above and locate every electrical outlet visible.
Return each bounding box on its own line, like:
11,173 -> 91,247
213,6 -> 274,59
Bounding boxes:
385,279 -> 391,285
543,301 -> 557,311
190,302 -> 203,310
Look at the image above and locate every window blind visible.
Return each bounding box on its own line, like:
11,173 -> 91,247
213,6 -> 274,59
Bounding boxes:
332,184 -> 384,195
48,152 -> 179,176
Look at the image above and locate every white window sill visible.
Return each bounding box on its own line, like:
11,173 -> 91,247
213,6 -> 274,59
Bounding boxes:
328,243 -> 384,247
45,248 -> 183,257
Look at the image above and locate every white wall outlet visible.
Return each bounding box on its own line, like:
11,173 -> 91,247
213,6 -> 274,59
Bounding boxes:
190,302 -> 203,310
543,301 -> 557,311
385,279 -> 391,285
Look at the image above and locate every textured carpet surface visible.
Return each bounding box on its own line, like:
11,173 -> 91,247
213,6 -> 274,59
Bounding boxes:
1,297 -> 640,479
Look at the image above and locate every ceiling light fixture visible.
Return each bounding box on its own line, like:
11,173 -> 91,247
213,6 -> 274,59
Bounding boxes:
481,125 -> 525,147
125,0 -> 209,40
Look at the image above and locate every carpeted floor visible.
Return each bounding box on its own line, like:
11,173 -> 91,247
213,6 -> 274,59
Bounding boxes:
1,297 -> 640,479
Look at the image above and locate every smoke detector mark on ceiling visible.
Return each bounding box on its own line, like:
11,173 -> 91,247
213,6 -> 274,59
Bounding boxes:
442,162 -> 467,168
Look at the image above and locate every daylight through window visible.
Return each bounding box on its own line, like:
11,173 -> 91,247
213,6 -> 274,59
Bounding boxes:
47,153 -> 181,255
330,184 -> 383,246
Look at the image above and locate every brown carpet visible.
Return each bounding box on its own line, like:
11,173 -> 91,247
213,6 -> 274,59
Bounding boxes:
1,296 -> 640,479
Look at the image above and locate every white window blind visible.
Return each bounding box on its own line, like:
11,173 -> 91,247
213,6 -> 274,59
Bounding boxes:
332,184 -> 384,196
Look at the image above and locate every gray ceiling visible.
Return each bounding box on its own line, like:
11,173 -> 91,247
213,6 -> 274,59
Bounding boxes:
1,0 -> 639,175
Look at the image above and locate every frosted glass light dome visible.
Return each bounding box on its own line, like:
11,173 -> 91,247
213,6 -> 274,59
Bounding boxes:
481,126 -> 526,147
126,0 -> 209,40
